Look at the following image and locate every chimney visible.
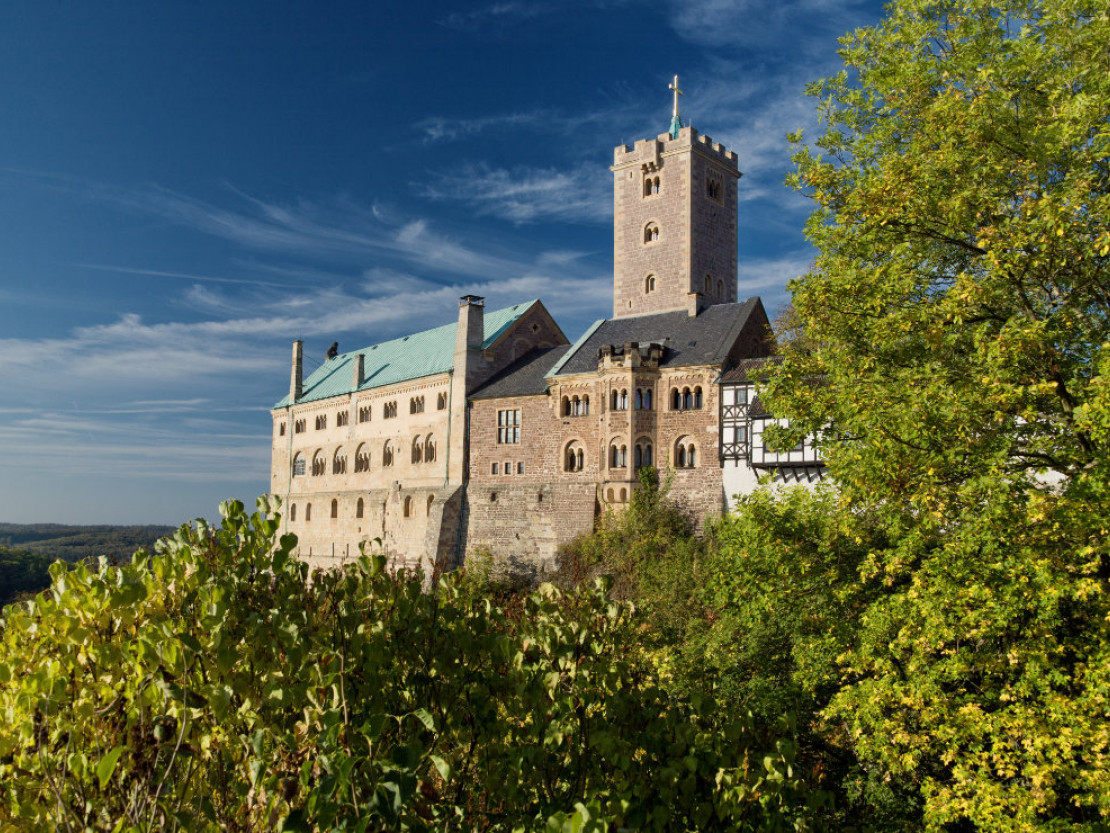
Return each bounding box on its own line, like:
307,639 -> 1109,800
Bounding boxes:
456,295 -> 485,354
290,340 -> 303,402
352,353 -> 365,388
687,292 -> 704,318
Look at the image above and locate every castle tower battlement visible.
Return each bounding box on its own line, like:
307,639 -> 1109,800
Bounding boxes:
611,125 -> 741,318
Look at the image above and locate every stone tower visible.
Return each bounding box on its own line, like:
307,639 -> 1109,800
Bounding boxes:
610,115 -> 741,318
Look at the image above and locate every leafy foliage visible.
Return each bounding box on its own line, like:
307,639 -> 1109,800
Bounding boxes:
0,498 -> 815,832
763,0 -> 1110,827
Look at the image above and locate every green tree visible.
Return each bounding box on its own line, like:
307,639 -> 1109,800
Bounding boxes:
770,0 -> 1110,827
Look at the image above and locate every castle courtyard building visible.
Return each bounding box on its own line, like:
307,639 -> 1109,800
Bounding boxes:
271,91 -> 821,573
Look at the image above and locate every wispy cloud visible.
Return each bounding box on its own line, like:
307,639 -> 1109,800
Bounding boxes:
419,162 -> 610,224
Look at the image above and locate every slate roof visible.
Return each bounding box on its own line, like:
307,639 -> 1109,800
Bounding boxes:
469,345 -> 572,401
718,355 -> 783,383
550,298 -> 763,378
274,300 -> 540,408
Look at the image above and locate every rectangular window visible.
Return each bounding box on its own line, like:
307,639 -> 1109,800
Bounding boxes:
504,461 -> 511,475
497,409 -> 521,444
517,462 -> 524,475
491,462 -> 499,475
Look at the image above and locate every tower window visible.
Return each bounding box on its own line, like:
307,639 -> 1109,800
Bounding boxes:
356,497 -> 364,518
645,274 -> 656,294
706,175 -> 723,202
278,422 -> 286,436
330,498 -> 338,519
643,223 -> 660,243
705,275 -> 713,293
437,392 -> 447,410
643,175 -> 660,197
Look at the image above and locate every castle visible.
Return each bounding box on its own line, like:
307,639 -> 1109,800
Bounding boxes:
270,89 -> 824,573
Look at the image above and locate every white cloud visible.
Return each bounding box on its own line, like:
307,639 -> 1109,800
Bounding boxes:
419,162 -> 611,224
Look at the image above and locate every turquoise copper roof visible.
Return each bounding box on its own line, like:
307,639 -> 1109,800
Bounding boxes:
274,300 -> 540,408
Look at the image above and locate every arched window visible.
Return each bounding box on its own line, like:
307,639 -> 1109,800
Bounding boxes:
279,422 -> 286,437
671,388 -> 681,410
403,496 -> 412,518
705,275 -> 712,293
645,274 -> 656,294
717,279 -> 724,297
355,443 -> 370,473
424,434 -> 436,462
652,176 -> 660,194
644,389 -> 653,410
437,392 -> 447,410
305,503 -> 312,522
607,487 -> 615,502
620,389 -> 628,410
383,440 -> 394,468
427,495 -> 435,515
562,396 -> 571,416
675,437 -> 696,469
681,387 -> 691,409
635,389 -> 643,409
295,418 -> 306,434
412,436 -> 423,464
611,390 -> 620,410
572,396 -> 581,416
332,448 -> 347,475
565,442 -> 585,473
292,453 -> 306,477
312,451 -> 326,476
410,396 -> 424,414
356,497 -> 364,519
290,503 -> 297,522
315,414 -> 327,431
610,442 -> 620,468
331,499 -> 338,519
644,443 -> 653,467
694,386 -> 703,409
644,223 -> 659,243
358,405 -> 371,423
620,487 -> 627,502
582,395 -> 590,415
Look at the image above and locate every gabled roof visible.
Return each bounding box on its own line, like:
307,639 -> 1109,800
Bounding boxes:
470,345 -> 572,400
274,300 -> 541,408
718,355 -> 784,384
550,298 -> 763,378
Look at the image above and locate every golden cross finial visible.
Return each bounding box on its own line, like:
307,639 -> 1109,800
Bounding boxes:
669,74 -> 683,118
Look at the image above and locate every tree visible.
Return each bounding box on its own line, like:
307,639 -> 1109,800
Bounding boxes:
768,0 -> 1110,827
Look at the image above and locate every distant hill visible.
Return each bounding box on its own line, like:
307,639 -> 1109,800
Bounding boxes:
0,523 -> 174,564
0,523 -> 176,611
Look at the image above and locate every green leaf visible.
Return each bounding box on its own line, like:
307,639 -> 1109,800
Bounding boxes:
97,746 -> 124,790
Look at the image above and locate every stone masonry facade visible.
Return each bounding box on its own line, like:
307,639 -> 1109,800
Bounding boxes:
271,111 -> 780,575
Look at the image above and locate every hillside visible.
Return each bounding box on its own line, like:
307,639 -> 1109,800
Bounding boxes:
0,522 -> 174,563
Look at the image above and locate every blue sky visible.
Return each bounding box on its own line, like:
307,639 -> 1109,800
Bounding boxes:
0,0 -> 886,524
